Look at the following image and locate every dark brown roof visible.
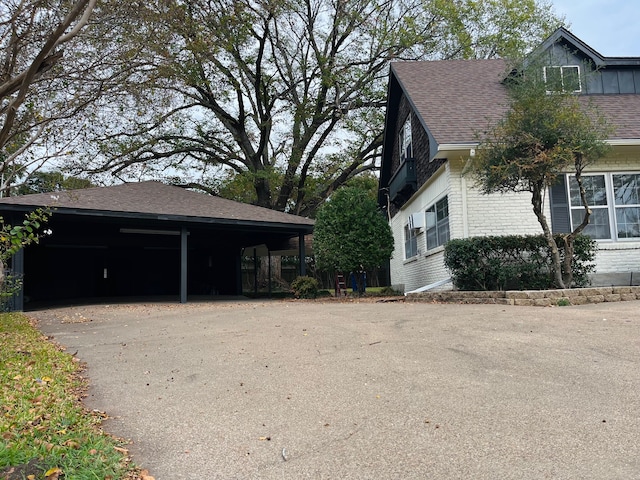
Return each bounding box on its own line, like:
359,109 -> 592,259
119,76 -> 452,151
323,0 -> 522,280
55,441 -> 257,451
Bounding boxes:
0,181 -> 314,228
587,94 -> 640,140
391,59 -> 640,145
391,59 -> 510,145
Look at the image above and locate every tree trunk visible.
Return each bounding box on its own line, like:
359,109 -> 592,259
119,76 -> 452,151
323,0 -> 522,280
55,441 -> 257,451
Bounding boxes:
257,255 -> 285,289
531,185 -> 565,288
562,156 -> 592,288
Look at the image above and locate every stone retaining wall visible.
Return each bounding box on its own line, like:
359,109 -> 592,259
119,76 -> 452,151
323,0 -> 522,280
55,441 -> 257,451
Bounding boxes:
405,286 -> 640,306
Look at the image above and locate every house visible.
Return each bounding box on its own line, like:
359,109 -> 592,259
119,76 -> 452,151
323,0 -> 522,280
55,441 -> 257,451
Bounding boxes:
0,181 -> 314,309
378,28 -> 640,293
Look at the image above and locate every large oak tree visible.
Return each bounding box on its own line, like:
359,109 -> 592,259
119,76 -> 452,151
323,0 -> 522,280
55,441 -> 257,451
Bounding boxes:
0,0 -> 97,195
73,0 -> 562,216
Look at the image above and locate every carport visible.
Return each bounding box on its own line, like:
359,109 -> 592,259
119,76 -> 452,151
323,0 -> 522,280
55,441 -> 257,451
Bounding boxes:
0,181 -> 314,309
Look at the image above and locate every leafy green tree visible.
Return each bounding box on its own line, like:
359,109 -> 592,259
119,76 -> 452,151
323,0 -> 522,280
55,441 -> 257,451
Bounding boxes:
73,0 -> 562,216
313,186 -> 393,293
470,59 -> 611,288
0,208 -> 51,294
0,0 -> 97,196
15,170 -> 93,195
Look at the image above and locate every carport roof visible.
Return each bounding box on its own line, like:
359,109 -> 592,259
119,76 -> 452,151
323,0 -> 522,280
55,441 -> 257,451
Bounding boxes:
0,181 -> 314,231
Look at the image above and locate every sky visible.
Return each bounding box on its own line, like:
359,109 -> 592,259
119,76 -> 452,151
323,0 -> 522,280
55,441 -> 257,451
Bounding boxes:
551,0 -> 640,56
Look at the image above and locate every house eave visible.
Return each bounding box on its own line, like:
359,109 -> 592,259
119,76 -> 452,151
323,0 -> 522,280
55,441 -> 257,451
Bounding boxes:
0,204 -> 314,234
437,143 -> 478,152
607,139 -> 640,147
435,139 -> 640,154
435,143 -> 478,160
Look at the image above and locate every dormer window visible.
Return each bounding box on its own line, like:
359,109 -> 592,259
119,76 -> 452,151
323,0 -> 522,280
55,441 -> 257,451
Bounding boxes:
399,116 -> 412,163
544,65 -> 581,93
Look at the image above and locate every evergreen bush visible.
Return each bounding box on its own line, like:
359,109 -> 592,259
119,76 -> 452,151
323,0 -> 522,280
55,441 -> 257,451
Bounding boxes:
444,234 -> 596,291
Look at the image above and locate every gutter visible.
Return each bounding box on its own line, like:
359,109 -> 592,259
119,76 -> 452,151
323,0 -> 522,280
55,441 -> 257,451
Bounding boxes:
607,139 -> 640,146
437,143 -> 478,152
405,277 -> 452,295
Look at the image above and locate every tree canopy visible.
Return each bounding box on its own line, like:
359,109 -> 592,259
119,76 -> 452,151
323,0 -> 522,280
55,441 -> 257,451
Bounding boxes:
470,58 -> 612,288
313,185 -> 394,279
65,0 -> 562,216
0,0 -> 98,195
15,170 -> 93,195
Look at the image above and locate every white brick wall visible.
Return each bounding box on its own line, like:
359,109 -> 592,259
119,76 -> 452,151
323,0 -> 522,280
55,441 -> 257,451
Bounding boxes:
449,159 -> 547,238
595,243 -> 640,273
389,164 -> 451,292
389,153 -> 640,292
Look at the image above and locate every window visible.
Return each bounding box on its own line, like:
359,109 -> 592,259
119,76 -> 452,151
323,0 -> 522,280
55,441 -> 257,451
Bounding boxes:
544,65 -> 581,93
425,196 -> 450,250
568,173 -> 640,240
404,222 -> 418,258
569,175 -> 610,239
613,173 -> 640,238
399,116 -> 412,163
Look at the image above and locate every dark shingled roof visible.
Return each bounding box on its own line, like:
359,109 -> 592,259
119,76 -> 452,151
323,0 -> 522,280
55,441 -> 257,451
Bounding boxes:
391,59 -> 640,146
0,181 -> 314,228
391,59 -> 510,145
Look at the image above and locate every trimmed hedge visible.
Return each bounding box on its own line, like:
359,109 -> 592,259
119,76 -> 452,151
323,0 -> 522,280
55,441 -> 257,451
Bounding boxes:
443,235 -> 596,291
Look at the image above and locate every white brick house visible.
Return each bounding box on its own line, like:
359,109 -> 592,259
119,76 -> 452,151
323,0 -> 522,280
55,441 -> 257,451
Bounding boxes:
378,28 -> 640,293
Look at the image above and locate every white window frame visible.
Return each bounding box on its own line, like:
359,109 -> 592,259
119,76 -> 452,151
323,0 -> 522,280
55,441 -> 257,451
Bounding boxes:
544,65 -> 582,93
399,116 -> 412,164
612,173 -> 640,239
404,222 -> 419,259
425,196 -> 450,250
567,172 -> 640,241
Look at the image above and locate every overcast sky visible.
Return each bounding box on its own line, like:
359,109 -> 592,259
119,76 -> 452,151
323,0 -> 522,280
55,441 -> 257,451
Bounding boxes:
551,0 -> 639,56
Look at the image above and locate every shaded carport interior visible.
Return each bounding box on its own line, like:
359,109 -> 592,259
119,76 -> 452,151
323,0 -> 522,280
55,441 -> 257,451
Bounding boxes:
0,181 -> 314,309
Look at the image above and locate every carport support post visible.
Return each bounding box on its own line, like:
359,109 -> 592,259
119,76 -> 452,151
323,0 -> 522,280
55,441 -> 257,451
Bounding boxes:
268,251 -> 272,298
253,248 -> 258,295
180,227 -> 188,303
12,248 -> 24,311
298,233 -> 306,277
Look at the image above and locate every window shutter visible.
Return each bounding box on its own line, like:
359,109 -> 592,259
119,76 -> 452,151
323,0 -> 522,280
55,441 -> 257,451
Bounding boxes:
549,176 -> 571,233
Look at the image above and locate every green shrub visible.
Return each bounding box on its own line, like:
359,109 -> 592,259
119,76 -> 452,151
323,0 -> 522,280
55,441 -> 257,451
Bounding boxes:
290,276 -> 320,299
378,286 -> 403,296
444,234 -> 596,291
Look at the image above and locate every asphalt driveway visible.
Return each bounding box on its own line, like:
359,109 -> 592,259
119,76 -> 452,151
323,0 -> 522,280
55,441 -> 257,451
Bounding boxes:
31,299 -> 640,479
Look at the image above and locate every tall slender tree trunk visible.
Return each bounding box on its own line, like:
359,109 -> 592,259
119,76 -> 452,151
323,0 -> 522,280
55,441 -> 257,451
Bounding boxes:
531,185 -> 565,288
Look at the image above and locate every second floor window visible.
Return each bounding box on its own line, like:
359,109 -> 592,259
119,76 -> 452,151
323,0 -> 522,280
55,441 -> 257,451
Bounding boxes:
399,116 -> 412,163
544,65 -> 581,93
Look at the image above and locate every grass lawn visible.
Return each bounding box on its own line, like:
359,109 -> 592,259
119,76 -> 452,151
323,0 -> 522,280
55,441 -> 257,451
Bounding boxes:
0,313 -> 142,480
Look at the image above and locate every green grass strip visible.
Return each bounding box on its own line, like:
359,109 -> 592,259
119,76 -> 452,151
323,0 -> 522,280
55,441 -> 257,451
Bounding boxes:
0,313 -> 139,479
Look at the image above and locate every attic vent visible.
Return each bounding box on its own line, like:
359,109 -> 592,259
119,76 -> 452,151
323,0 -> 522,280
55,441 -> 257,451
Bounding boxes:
544,65 -> 581,93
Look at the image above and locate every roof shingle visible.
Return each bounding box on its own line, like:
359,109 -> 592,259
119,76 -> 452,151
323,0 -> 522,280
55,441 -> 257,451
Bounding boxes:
391,59 -> 640,145
0,181 -> 314,227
